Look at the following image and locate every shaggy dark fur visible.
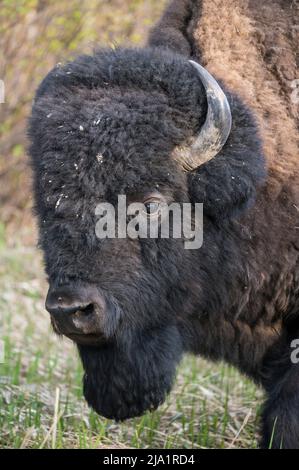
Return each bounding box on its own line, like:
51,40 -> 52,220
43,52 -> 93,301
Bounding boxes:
28,0 -> 299,448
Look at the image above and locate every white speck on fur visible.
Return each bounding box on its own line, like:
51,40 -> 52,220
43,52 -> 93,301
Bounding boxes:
47,113 -> 52,118
96,154 -> 104,164
74,163 -> 78,170
79,125 -> 84,132
55,194 -> 63,210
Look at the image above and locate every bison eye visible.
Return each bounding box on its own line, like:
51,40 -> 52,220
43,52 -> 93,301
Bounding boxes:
143,200 -> 160,216
139,191 -> 166,217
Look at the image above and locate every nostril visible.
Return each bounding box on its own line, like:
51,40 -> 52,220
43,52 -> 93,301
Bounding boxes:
72,303 -> 99,334
77,304 -> 94,317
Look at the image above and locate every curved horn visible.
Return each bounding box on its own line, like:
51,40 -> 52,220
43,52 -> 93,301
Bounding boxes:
173,60 -> 232,172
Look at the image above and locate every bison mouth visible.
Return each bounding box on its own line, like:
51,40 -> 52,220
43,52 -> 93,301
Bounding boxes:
78,324 -> 183,421
66,332 -> 107,346
50,312 -> 109,347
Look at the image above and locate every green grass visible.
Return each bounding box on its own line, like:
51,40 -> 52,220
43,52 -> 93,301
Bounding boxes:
0,238 -> 263,448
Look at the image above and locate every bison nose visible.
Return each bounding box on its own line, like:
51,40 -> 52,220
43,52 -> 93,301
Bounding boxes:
45,285 -> 106,344
46,303 -> 83,317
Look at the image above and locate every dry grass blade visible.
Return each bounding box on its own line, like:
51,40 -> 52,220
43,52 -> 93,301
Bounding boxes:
20,427 -> 35,449
229,409 -> 252,448
39,387 -> 63,449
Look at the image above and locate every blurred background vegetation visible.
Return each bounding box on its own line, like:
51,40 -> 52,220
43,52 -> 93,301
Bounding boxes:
0,0 -> 166,242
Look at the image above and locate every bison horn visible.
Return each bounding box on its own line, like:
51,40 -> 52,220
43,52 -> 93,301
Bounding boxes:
173,60 -> 232,172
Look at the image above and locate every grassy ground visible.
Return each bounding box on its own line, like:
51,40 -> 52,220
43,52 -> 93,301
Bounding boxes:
0,229 -> 263,449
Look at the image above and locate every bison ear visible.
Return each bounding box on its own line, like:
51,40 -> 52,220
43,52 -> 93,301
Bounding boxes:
188,156 -> 263,222
171,62 -> 266,221
187,98 -> 267,222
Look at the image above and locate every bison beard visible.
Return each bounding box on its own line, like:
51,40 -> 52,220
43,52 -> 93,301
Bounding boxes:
79,326 -> 182,420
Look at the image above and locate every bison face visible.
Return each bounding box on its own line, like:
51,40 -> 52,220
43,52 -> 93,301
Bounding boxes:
40,185 -> 192,420
29,46 -> 241,420
40,188 -> 192,420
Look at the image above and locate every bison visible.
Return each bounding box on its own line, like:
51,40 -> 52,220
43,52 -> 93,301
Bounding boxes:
28,0 -> 299,448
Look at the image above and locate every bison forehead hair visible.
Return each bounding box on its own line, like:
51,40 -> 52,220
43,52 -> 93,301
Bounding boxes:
30,47 -> 207,199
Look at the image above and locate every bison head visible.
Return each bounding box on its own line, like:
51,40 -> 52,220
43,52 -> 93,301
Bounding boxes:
28,47 -> 261,420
